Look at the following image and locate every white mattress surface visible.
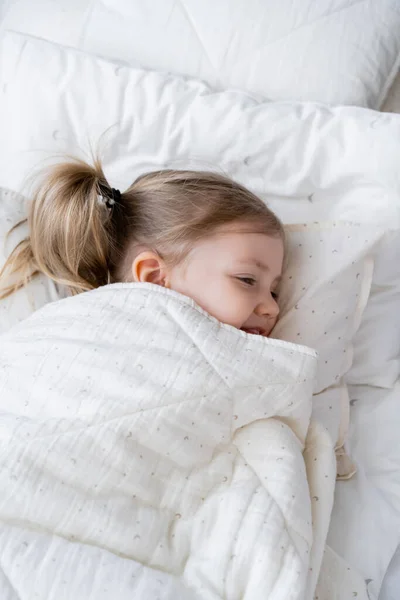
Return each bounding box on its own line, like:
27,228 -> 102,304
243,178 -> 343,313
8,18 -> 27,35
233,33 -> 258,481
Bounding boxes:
1,0 -> 400,108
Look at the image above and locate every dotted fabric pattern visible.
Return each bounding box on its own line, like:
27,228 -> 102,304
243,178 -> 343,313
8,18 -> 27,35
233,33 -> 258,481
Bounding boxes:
274,222 -> 378,394
273,222 -> 381,453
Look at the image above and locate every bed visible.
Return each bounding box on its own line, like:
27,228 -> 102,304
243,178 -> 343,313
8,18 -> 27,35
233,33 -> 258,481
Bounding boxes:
0,2 -> 399,599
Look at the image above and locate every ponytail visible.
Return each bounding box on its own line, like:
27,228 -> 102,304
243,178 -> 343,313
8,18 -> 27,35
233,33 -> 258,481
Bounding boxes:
0,158 -> 121,299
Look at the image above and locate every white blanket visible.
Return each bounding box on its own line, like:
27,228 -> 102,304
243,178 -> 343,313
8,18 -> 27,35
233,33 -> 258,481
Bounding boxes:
0,283 -> 363,599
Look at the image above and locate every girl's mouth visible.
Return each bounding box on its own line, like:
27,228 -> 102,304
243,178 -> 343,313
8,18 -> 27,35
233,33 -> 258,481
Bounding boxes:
241,327 -> 267,337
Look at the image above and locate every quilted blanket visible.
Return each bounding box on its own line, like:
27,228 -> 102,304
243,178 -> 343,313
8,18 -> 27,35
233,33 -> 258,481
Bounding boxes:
0,283 -> 340,599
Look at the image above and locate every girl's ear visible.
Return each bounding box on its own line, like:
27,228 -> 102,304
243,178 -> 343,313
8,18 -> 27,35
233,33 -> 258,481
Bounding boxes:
132,251 -> 168,286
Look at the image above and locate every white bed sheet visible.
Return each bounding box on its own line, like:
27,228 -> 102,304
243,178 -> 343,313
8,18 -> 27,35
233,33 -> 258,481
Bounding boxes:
329,385 -> 400,599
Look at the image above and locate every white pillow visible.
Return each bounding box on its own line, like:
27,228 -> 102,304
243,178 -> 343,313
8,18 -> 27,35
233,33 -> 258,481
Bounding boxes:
271,222 -> 382,454
1,0 -> 400,108
273,223 -> 377,395
1,33 -> 400,230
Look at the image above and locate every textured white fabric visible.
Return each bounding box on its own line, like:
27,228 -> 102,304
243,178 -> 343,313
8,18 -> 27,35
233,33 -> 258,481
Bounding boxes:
0,283 -> 355,599
1,0 -> 400,108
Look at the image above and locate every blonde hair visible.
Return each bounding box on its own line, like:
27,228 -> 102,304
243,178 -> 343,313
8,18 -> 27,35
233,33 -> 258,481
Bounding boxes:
0,157 -> 284,299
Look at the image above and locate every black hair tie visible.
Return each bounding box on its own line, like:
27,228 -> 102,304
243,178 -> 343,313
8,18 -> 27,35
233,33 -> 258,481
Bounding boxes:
105,188 -> 121,209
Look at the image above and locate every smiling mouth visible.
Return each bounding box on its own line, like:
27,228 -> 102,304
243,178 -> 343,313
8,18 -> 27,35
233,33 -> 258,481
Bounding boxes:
241,327 -> 268,337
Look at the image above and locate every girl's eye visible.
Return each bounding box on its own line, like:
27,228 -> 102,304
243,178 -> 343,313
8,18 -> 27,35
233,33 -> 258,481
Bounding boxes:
237,276 -> 256,287
272,291 -> 279,300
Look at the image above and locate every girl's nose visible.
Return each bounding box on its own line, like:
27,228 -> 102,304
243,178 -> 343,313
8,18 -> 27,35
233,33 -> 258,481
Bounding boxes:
255,294 -> 280,319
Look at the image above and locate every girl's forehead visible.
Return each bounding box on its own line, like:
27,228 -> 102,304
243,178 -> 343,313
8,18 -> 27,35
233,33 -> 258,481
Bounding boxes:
189,230 -> 285,271
207,227 -> 284,251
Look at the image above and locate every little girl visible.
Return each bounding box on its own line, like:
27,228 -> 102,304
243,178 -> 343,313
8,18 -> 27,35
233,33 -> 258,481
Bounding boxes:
0,159 -> 329,600
0,158 -> 284,337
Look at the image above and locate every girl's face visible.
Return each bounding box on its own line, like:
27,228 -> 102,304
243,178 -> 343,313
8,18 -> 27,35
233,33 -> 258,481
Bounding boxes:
167,223 -> 284,337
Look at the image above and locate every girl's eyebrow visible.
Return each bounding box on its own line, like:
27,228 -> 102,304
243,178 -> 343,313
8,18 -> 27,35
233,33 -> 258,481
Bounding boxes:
237,258 -> 270,271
